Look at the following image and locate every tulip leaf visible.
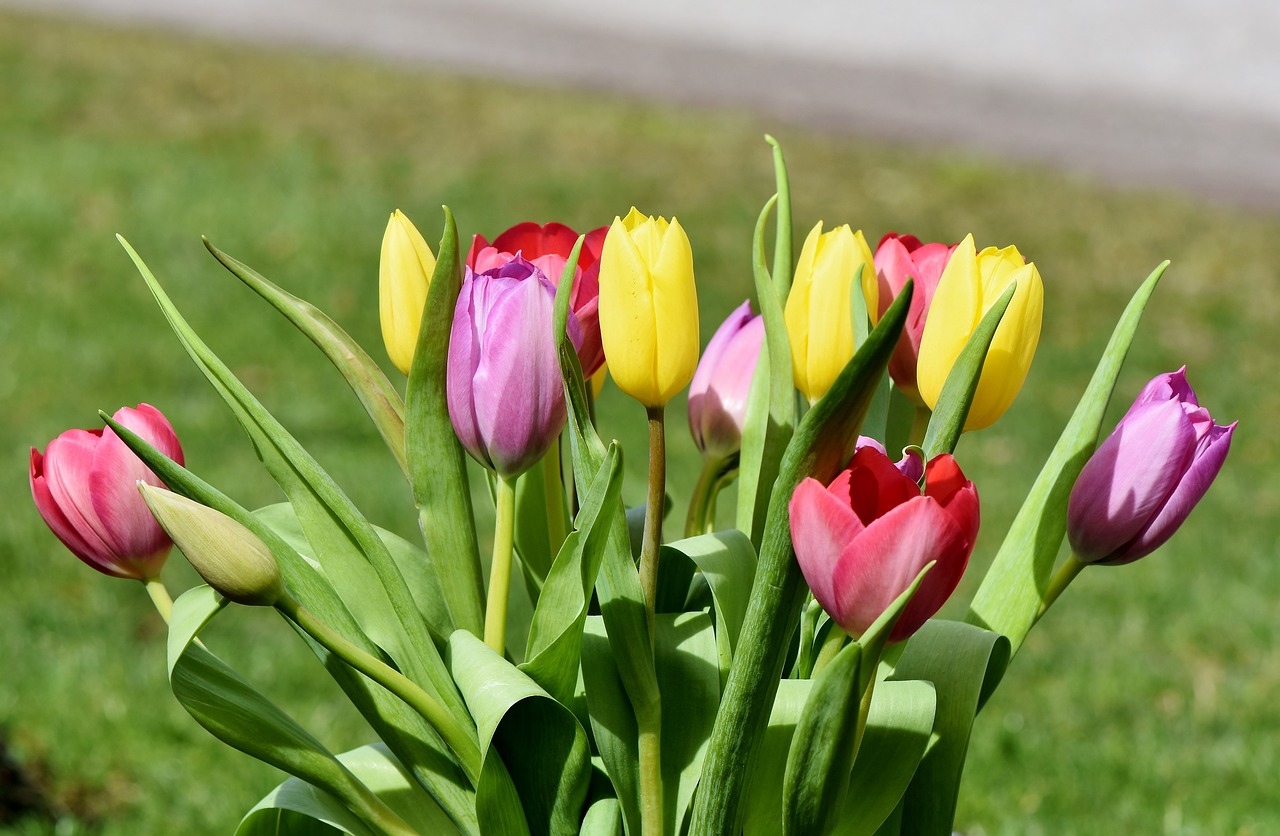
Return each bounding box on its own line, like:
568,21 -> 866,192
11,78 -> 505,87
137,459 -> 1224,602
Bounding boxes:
922,282 -> 1016,459
404,207 -> 486,639
448,630 -> 591,836
884,620 -> 1010,836
118,237 -> 468,729
692,282 -> 912,835
736,192 -> 797,547
168,586 -> 417,836
513,457 -> 554,604
966,261 -> 1169,655
202,238 -> 409,477
521,442 -> 623,705
662,530 -> 758,686
237,743 -> 458,836
765,134 -> 794,302
579,764 -> 626,836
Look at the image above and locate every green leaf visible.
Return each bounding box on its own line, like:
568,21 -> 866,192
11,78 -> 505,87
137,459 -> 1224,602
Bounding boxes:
168,587 -> 416,836
885,620 -> 1010,835
237,744 -> 459,835
765,135 -> 794,299
449,631 -> 591,836
692,281 -> 913,835
202,238 -> 409,476
514,457 -> 556,604
966,262 -> 1168,655
921,282 -> 1016,459
736,192 -> 796,547
405,207 -> 486,639
521,443 -> 624,705
742,679 -> 810,835
662,530 -> 757,686
580,617 -> 642,836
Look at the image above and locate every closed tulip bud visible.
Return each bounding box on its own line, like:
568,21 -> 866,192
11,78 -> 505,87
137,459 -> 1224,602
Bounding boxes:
916,234 -> 1043,431
789,446 -> 979,643
139,486 -> 284,606
688,301 -> 764,461
468,221 -> 609,376
30,404 -> 183,581
874,233 -> 957,403
447,257 -> 582,479
598,207 -> 699,408
1067,368 -> 1235,566
784,222 -> 879,402
380,209 -> 437,375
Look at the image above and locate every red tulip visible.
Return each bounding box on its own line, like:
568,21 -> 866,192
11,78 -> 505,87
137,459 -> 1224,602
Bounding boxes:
30,404 -> 184,580
468,221 -> 608,377
874,233 -> 956,402
789,446 -> 979,642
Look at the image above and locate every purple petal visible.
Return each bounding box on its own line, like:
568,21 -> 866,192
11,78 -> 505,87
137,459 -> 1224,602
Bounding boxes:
447,276 -> 492,469
1124,366 -> 1196,419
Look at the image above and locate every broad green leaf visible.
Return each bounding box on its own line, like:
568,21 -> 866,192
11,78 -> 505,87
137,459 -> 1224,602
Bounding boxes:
168,587 -> 416,836
966,262 -> 1168,654
736,192 -> 796,548
579,764 -> 625,836
117,237 -> 468,730
662,530 -> 758,686
580,617 -> 641,836
514,456 -> 555,604
202,238 -> 409,476
237,743 -> 458,835
404,207 -> 486,638
692,281 -> 913,835
743,679 -> 811,835
765,135 -> 794,299
449,631 -> 590,836
521,443 -> 624,705
921,283 -> 1016,459
885,620 -> 1010,836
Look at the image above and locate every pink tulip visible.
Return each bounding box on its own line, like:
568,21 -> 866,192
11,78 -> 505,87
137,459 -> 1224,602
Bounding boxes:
30,404 -> 184,580
1067,368 -> 1235,565
852,436 -> 924,484
874,233 -> 956,401
688,301 -> 764,460
447,257 -> 582,479
789,446 -> 979,643
467,221 -> 608,377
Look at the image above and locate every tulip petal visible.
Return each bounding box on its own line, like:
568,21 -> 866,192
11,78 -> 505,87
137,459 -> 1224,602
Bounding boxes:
30,447 -> 127,575
967,260 -> 1043,430
917,234 -> 981,409
651,216 -> 699,402
599,214 -> 660,405
924,454 -> 981,548
89,425 -> 172,565
447,276 -> 491,470
789,477 -> 865,616
41,430 -> 119,562
492,221 -> 579,262
839,446 -> 922,526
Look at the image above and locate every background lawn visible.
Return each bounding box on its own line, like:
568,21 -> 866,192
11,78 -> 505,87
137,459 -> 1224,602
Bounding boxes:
1,8 -> 1276,834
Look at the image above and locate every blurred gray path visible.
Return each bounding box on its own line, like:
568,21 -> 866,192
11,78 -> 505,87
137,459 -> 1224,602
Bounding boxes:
10,0 -> 1280,207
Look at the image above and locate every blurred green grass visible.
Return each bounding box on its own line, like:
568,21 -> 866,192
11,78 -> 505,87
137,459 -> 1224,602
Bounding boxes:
1,8 -> 1276,834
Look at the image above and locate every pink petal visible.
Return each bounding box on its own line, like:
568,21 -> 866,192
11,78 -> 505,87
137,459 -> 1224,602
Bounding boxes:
842,446 -> 922,526
789,477 -> 865,615
30,446 -> 130,576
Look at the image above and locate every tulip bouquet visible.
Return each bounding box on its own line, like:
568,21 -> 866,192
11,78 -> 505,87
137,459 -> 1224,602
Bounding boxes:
30,137 -> 1234,836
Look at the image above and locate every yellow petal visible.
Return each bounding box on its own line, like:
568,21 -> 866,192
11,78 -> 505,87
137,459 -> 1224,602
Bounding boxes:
853,229 -> 880,325
966,261 -> 1043,430
784,222 -> 825,398
379,210 -> 435,375
599,214 -> 660,406
651,216 -> 699,403
916,234 -> 980,409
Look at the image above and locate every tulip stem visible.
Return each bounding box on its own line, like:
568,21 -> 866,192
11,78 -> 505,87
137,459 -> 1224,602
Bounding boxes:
811,622 -> 848,678
276,593 -> 482,785
1036,553 -> 1087,624
684,455 -> 736,538
485,476 -> 518,656
640,406 -> 667,639
142,576 -> 174,625
542,437 -> 569,556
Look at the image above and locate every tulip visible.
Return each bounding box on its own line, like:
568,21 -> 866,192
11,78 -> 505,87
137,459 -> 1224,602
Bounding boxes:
380,209 -> 437,375
447,256 -> 582,479
597,207 -> 699,408
789,446 -> 979,643
468,221 -> 609,377
916,234 -> 1043,431
688,301 -> 765,461
784,222 -> 879,402
30,404 -> 184,580
874,233 -> 957,402
853,435 -> 924,484
1067,368 -> 1235,565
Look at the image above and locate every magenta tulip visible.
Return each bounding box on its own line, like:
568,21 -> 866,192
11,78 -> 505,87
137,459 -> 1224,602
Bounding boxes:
688,301 -> 765,461
30,404 -> 184,580
447,256 -> 582,479
789,446 -> 979,642
468,221 -> 608,377
1067,368 -> 1235,565
874,233 -> 956,402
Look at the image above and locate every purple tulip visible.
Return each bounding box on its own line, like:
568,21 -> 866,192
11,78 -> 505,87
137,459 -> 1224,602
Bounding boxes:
1067,368 -> 1235,565
688,301 -> 765,460
30,404 -> 184,580
447,257 -> 582,479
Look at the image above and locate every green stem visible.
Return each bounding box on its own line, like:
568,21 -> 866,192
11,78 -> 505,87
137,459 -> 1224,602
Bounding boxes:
685,455 -> 732,538
543,437 -> 569,555
485,476 -> 518,655
639,406 -> 666,639
143,576 -> 174,624
909,404 -> 932,447
637,705 -> 664,836
1036,552 -> 1087,624
276,594 -> 482,785
811,622 -> 847,678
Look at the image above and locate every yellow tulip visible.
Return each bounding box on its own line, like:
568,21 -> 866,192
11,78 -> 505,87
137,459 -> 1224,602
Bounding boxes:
379,210 -> 436,375
916,234 -> 1044,431
598,207 -> 699,408
783,222 -> 879,402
